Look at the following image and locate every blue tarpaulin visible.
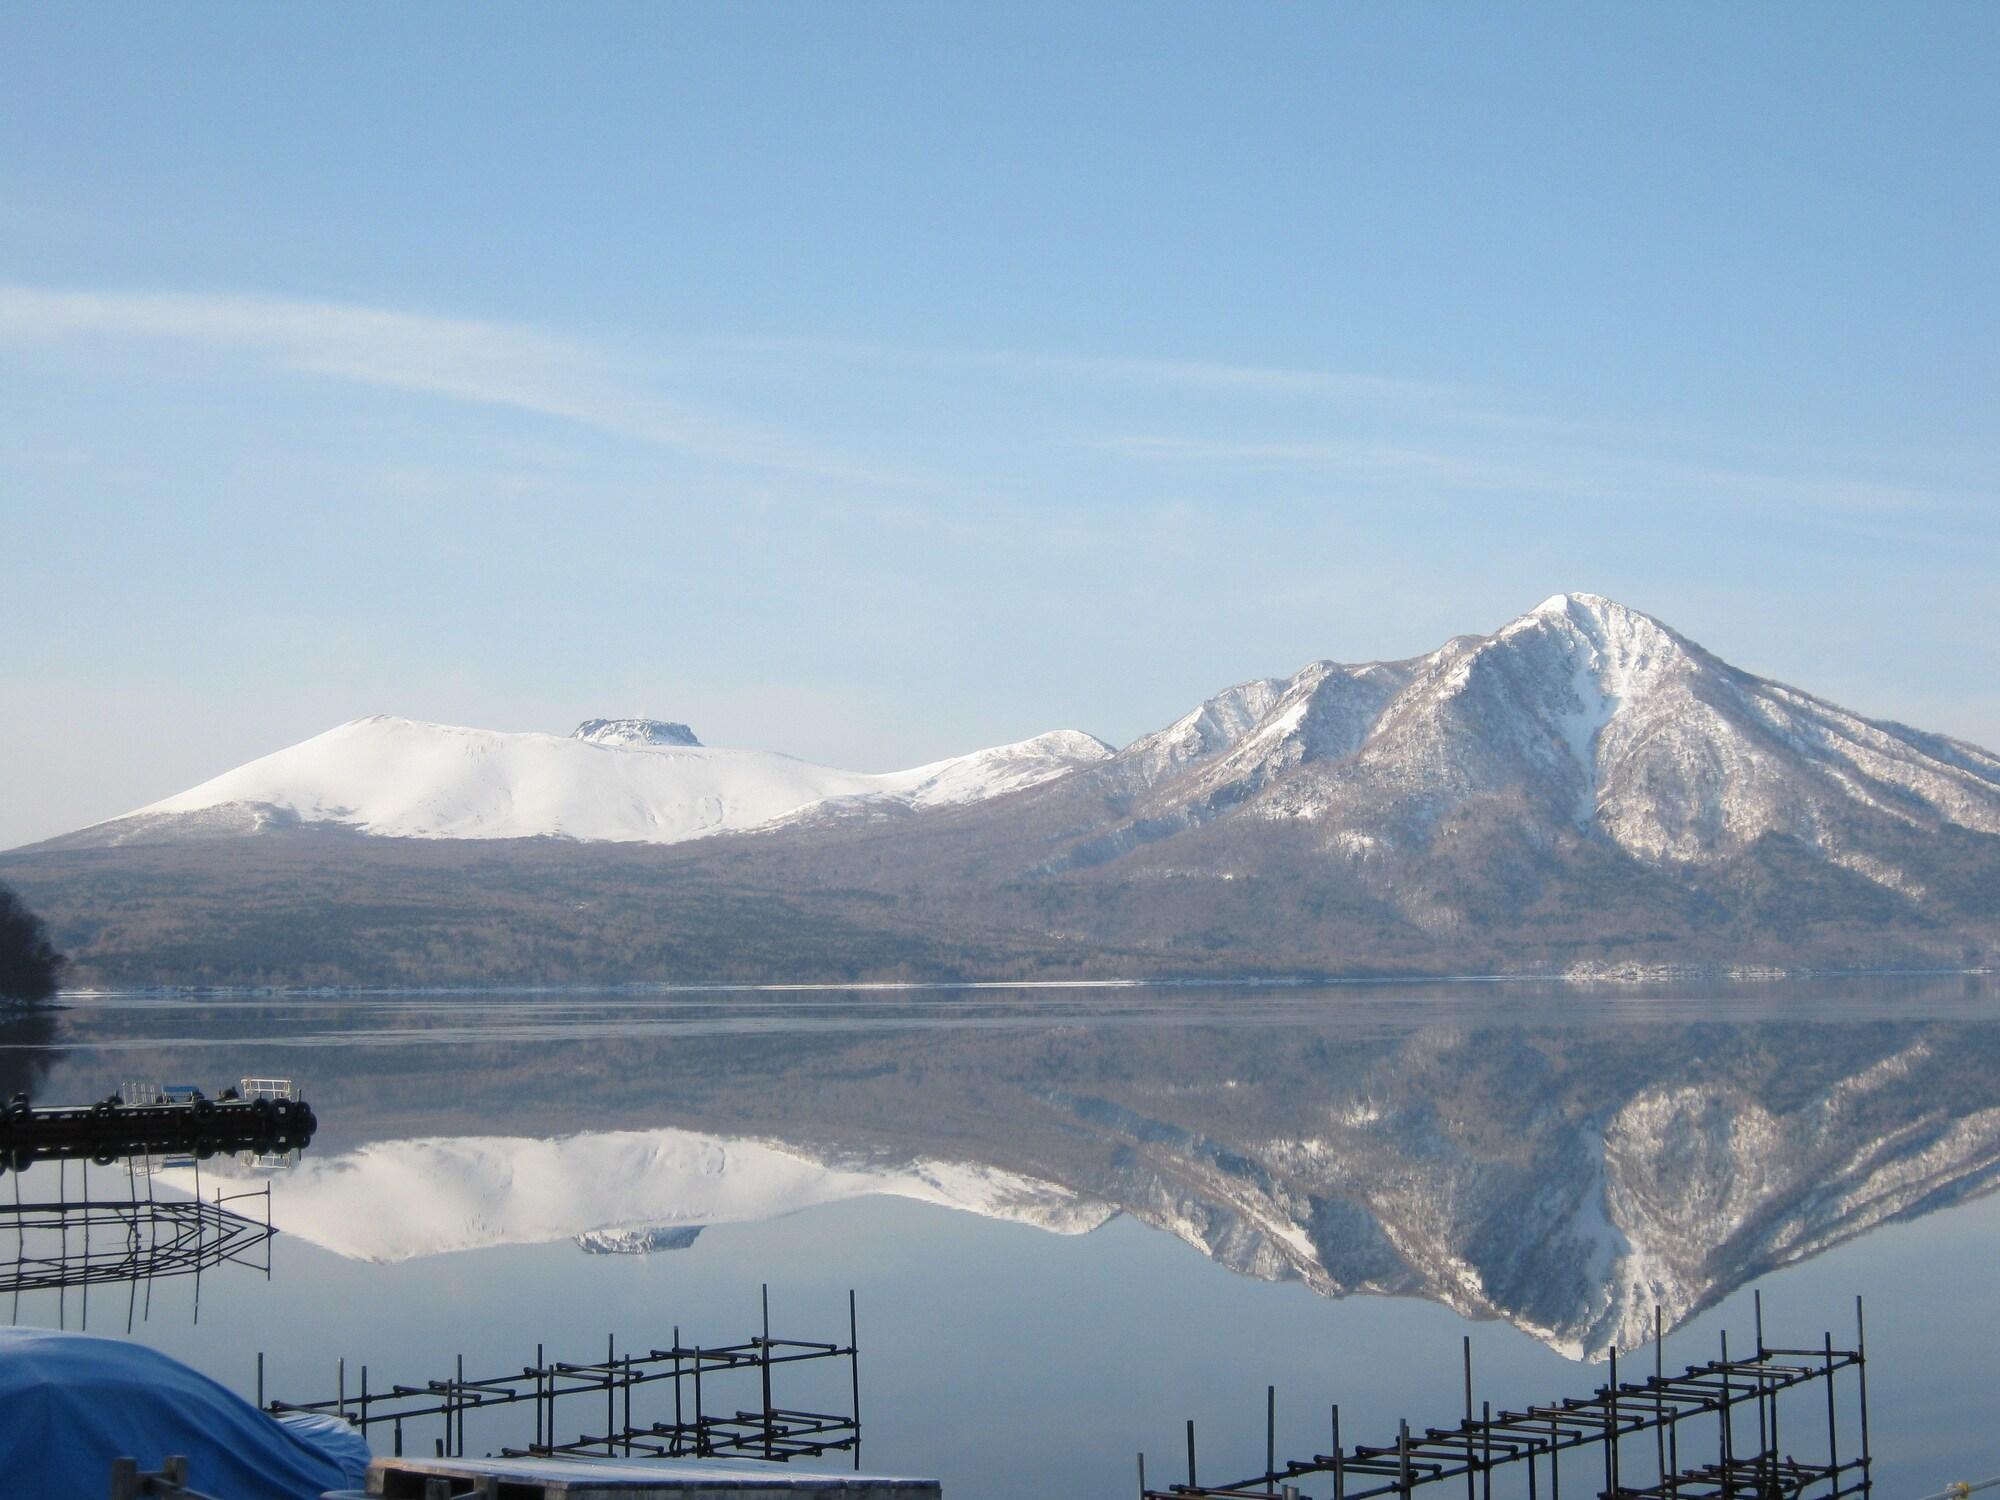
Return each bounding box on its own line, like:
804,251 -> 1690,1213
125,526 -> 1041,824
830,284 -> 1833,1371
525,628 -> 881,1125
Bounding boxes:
0,1327 -> 369,1499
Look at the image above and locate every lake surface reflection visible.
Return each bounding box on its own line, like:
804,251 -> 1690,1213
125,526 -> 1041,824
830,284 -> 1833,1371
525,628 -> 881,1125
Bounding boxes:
5,977 -> 1998,1498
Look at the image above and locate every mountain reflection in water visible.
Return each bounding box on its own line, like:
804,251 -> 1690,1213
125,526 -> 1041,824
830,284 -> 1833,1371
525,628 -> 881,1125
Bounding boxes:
129,981 -> 2000,1361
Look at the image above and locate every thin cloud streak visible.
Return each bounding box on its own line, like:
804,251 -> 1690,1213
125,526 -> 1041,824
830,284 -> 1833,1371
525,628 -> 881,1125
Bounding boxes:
1091,433 -> 1532,490
976,347 -> 1459,403
1092,431 -> 1993,520
0,285 -> 916,488
8,284 -> 1986,527
709,332 -> 1464,406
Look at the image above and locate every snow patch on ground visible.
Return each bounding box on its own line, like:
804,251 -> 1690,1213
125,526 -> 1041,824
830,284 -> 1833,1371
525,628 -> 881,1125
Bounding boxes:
1830,849 -> 1928,899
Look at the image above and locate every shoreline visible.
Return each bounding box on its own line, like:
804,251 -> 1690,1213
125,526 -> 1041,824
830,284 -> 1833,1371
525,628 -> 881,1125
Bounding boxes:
31,962 -> 1995,1003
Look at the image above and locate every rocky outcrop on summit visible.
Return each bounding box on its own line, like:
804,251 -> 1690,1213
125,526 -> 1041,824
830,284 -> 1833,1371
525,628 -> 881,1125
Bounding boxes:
571,718 -> 702,748
576,1225 -> 703,1254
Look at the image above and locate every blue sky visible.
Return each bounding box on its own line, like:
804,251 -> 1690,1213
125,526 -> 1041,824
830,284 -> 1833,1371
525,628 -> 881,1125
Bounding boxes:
3,3 -> 1996,847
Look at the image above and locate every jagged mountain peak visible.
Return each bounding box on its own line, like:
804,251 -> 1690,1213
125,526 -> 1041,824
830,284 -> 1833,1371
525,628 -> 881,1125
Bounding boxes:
1108,677 -> 1290,789
1055,592 -> 2000,907
1519,589 -> 1653,625
571,717 -> 703,748
1125,597 -> 1686,802
1402,592 -> 1701,803
1489,592 -> 1693,681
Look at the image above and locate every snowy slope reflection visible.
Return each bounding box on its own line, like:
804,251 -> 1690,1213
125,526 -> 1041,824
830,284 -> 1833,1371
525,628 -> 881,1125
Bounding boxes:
166,1129 -> 1109,1262
200,998 -> 2000,1360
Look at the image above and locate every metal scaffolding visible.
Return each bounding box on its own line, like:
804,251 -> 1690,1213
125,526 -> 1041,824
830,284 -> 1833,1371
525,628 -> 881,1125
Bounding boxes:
265,1285 -> 865,1469
2,1155 -> 275,1332
1144,1294 -> 1872,1500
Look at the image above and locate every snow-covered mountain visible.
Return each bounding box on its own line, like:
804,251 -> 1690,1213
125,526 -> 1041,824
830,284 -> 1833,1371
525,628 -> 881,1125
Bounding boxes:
42,594 -> 2000,873
1000,592 -> 2000,944
1061,591 -> 2000,880
63,715 -> 1112,846
9,592 -> 1997,980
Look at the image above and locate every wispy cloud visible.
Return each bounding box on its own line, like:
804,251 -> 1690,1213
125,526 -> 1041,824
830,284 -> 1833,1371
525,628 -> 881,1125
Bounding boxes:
709,332 -> 1463,407
1093,429 -> 1993,519
1089,433 -> 1540,490
8,284 -> 1988,526
0,285 -> 913,486
971,348 -> 1460,404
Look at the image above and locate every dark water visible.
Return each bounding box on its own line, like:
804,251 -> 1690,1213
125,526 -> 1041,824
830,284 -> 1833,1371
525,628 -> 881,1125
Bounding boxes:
4,975 -> 1999,1498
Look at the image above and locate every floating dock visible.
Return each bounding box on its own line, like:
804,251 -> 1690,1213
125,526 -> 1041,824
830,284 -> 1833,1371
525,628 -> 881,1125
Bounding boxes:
0,1078 -> 316,1169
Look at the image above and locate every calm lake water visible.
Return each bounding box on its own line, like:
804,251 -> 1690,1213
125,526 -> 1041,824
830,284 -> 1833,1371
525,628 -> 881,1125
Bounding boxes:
4,976 -> 1998,1499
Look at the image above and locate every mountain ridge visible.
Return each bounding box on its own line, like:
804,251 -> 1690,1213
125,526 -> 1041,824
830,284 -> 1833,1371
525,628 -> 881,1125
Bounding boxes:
982,591 -> 2000,899
40,714 -> 1114,850
5,592 -> 1995,985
